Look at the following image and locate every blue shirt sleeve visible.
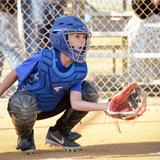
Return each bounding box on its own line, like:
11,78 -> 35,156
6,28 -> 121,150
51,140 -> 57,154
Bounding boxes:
15,53 -> 41,85
70,81 -> 83,92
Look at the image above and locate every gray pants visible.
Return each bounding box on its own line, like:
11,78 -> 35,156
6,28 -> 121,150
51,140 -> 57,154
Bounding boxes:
126,14 -> 160,84
0,12 -> 28,71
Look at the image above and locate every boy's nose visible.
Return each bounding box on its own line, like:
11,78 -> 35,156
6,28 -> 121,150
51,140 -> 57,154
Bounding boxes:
80,40 -> 85,46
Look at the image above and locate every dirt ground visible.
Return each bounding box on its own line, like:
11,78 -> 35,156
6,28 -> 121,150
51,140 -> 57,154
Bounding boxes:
0,97 -> 160,160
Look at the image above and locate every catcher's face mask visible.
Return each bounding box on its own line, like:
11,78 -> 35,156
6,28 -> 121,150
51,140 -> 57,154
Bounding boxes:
65,31 -> 91,63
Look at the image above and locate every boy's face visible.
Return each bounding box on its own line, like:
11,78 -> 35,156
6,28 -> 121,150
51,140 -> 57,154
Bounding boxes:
68,32 -> 88,52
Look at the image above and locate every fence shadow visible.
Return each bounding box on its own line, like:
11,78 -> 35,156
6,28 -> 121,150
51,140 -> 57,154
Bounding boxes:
0,141 -> 160,160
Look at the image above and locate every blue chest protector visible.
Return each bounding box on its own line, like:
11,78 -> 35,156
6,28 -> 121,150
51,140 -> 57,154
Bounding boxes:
26,49 -> 87,112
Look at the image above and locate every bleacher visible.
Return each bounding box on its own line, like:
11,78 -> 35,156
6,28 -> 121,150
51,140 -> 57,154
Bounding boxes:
87,12 -> 132,76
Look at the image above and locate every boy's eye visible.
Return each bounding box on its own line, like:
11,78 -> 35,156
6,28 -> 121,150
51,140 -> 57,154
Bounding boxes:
76,35 -> 80,38
76,36 -> 80,38
76,35 -> 87,39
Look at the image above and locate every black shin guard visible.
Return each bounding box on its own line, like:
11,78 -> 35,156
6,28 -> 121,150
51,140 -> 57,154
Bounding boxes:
11,115 -> 36,138
52,109 -> 88,135
52,81 -> 99,135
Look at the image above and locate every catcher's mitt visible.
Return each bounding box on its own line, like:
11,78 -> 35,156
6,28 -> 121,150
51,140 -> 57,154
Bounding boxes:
104,82 -> 147,120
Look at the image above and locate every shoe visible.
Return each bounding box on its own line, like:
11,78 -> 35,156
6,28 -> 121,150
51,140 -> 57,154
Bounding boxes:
16,131 -> 36,154
67,131 -> 81,141
46,128 -> 81,151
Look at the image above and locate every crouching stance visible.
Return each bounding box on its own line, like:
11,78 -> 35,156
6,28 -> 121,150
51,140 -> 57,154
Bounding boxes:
8,81 -> 99,153
0,15 -> 146,154
0,15 -> 106,154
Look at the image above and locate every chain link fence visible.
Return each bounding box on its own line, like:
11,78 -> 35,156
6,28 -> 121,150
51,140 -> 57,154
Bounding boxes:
0,0 -> 160,102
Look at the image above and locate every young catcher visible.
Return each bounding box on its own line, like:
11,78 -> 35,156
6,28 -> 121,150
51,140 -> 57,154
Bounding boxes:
0,15 -> 146,154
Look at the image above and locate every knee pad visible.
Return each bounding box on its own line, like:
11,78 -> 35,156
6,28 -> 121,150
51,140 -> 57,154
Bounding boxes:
82,80 -> 99,103
8,90 -> 40,119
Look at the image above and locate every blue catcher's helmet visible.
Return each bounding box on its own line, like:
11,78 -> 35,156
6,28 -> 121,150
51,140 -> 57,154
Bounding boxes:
49,15 -> 91,63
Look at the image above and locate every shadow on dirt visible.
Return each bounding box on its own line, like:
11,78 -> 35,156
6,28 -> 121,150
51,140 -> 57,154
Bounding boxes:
0,141 -> 160,160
